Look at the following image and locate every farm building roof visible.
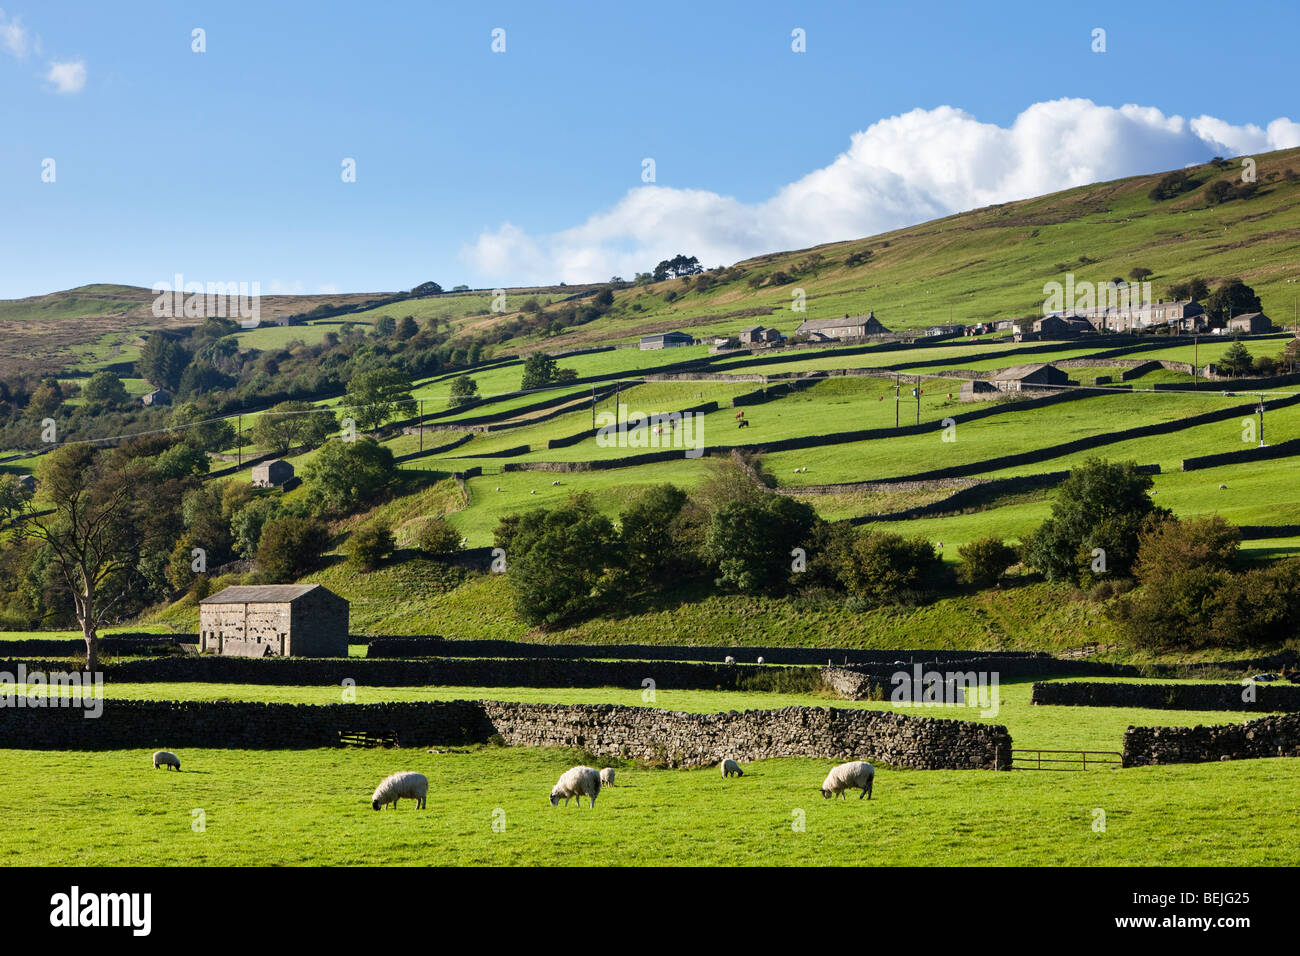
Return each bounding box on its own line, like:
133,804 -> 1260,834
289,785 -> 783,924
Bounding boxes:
991,363 -> 1057,381
200,584 -> 327,605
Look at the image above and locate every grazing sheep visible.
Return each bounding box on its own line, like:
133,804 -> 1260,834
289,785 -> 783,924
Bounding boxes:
1219,484 -> 1227,490
550,766 -> 601,808
756,656 -> 765,665
599,767 -> 616,787
724,655 -> 735,664
552,480 -> 561,486
152,750 -> 181,772
371,771 -> 428,810
721,758 -> 744,778
738,419 -> 749,429
530,489 -> 537,494
821,761 -> 874,800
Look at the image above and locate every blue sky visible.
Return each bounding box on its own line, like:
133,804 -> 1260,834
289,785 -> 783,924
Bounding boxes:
1,0 -> 1297,299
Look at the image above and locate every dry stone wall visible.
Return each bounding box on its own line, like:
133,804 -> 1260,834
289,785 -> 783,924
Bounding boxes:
0,697 -> 1011,769
479,700 -> 1011,770
1031,681 -> 1300,712
1123,713 -> 1300,766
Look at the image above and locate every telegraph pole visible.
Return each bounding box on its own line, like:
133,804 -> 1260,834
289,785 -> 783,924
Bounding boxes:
894,374 -> 900,428
1193,334 -> 1199,390
418,399 -> 424,453
915,375 -> 921,426
1258,394 -> 1265,447
237,414 -> 242,467
591,385 -> 596,430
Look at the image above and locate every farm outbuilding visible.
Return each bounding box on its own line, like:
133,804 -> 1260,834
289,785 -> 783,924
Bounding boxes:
198,584 -> 349,657
959,380 -> 1000,401
141,388 -> 172,407
639,331 -> 694,350
795,311 -> 890,340
1228,312 -> 1272,334
251,459 -> 294,488
738,325 -> 783,345
989,363 -> 1069,392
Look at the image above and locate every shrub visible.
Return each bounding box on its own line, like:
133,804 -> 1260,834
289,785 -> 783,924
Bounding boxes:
347,519 -> 395,571
957,537 -> 1019,587
838,530 -> 938,605
415,516 -> 462,555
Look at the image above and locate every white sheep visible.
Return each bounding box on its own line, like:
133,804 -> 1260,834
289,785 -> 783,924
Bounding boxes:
550,766 -> 601,808
721,758 -> 743,778
821,761 -> 874,800
756,656 -> 765,665
552,480 -> 561,486
724,655 -> 735,664
152,750 -> 180,772
371,771 -> 428,810
599,767 -> 616,787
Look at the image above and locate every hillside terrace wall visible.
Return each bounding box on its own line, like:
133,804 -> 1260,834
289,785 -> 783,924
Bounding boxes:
1182,437 -> 1300,472
0,697 -> 1011,768
1122,713 -> 1300,767
1031,681 -> 1300,712
502,388 -> 1094,473
361,639 -> 1053,666
2,655 -> 806,690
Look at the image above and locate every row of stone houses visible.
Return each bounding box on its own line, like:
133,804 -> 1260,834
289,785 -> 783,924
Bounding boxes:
1039,298 -> 1274,336
794,312 -> 891,341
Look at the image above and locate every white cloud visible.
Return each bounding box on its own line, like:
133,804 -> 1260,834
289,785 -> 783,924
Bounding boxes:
461,98 -> 1300,286
44,58 -> 86,94
266,279 -> 306,295
0,9 -> 33,58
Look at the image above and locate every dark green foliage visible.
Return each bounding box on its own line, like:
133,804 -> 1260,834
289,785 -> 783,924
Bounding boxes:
504,494 -> 621,627
1217,339 -> 1254,376
81,371 -> 129,410
343,368 -> 415,431
1022,458 -> 1165,584
347,519 -> 396,571
256,515 -> 330,582
416,516 -> 462,555
957,537 -> 1019,586
251,400 -> 337,454
1205,279 -> 1263,325
1148,170 -> 1196,201
303,437 -> 396,514
838,530 -> 939,605
705,495 -> 817,594
619,483 -> 690,581
448,375 -> 479,407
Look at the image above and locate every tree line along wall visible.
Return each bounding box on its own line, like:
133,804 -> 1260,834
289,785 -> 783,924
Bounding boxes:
1123,713 -> 1300,767
1030,681 -> 1300,712
0,697 -> 1012,769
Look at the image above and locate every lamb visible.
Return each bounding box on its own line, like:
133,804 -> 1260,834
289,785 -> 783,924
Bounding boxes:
371,771 -> 428,810
599,767 -> 616,787
550,766 -> 601,808
152,750 -> 180,772
721,758 -> 743,778
821,761 -> 874,800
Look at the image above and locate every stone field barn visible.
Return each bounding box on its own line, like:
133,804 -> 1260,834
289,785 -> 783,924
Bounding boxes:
198,584 -> 349,657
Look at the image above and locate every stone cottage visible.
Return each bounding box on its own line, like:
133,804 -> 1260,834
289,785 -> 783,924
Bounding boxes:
198,584 -> 349,657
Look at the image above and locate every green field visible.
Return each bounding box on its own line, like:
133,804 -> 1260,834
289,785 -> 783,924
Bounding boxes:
0,677 -> 1293,866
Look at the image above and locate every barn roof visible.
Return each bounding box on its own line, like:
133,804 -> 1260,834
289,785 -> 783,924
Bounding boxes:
200,584 -> 329,605
991,363 -> 1059,381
